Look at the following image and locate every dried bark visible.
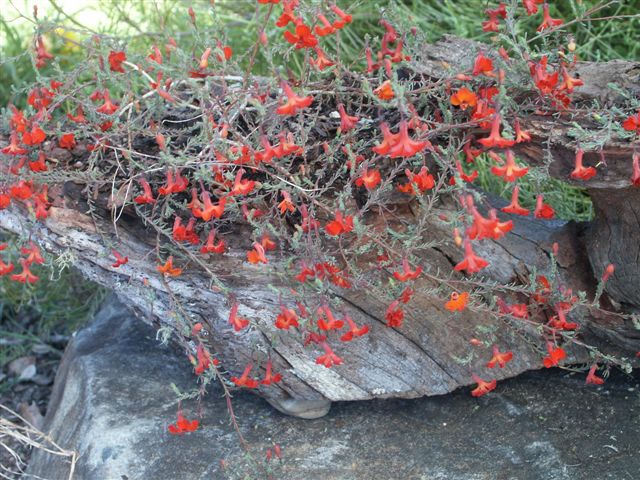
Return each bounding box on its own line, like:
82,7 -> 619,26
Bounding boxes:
1,36 -> 639,416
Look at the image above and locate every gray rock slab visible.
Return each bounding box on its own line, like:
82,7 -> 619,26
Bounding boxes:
27,296 -> 640,480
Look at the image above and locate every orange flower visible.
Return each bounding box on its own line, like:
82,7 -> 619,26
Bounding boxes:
623,112 -> 640,134
478,114 -> 515,149
450,87 -> 477,111
453,240 -> 489,274
445,292 -> 469,311
355,169 -> 381,190
278,190 -> 296,214
59,133 -> 76,150
385,300 -> 404,327
542,342 -> 566,368
392,258 -> 422,282
534,194 -> 555,219
11,259 -> 39,284
247,242 -> 268,264
275,306 -> 299,330
325,210 -> 354,236
374,80 -> 395,100
200,230 -> 225,254
570,148 -> 596,181
108,50 -> 126,73
168,412 -> 199,435
317,305 -> 345,331
231,363 -> 259,388
228,302 -> 250,331
501,185 -> 529,216
276,82 -> 313,115
340,313 -> 369,342
337,104 -> 359,132
490,150 -> 528,182
487,345 -> 513,368
397,166 -> 435,194
537,3 -> 563,32
134,178 -> 155,205
157,256 -> 182,276
316,342 -> 343,368
472,52 -> 495,77
283,23 -> 318,49
471,374 -> 497,397
261,360 -> 282,385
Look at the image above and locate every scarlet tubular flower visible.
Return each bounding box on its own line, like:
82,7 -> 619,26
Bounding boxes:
283,23 -> 318,49
472,52 -> 495,77
482,3 -> 507,32
501,186 -> 529,216
309,47 -> 335,71
585,364 -> 605,385
450,87 -> 478,110
22,125 -> 46,146
325,210 -> 354,237
602,263 -> 615,283
330,4 -> 352,29
35,35 -> 54,69
0,257 -> 14,276
228,303 -> 250,332
1,134 -> 28,156
623,112 -> 640,134
168,412 -> 199,435
111,250 -> 128,268
355,169 -> 382,190
487,345 -> 513,368
194,343 -> 216,375
200,230 -> 225,254
490,150 -> 528,181
276,82 -> 314,115
385,300 -> 404,328
478,114 -> 515,149
108,50 -> 127,73
278,190 -> 296,214
231,363 -> 259,388
392,258 -> 422,282
20,242 -> 44,265
522,0 -> 543,15
315,14 -> 335,36
374,80 -> 395,101
261,360 -> 282,385
534,194 -> 555,219
570,149 -> 597,181
471,374 -> 497,397
548,307 -> 578,331
59,133 -> 76,150
387,121 -> 430,158
157,256 -> 182,277
542,342 -> 567,368
316,342 -> 343,368
158,169 -> 189,196
11,259 -> 39,284
337,104 -> 359,132
445,292 -> 469,312
559,65 -> 584,93
275,306 -> 300,330
96,90 -> 119,115
10,181 -> 33,201
134,179 -> 155,205
172,217 -> 199,245
454,240 -> 489,274
192,191 -> 226,220
317,305 -> 345,331
247,242 -> 268,264
340,314 -> 369,342
514,119 -> 531,143
537,3 -> 563,32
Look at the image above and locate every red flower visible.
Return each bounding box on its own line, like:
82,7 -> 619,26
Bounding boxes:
278,190 -> 296,214
1,134 -> 28,156
325,210 -> 354,236
35,36 -> 54,69
247,242 -> 268,264
340,313 -> 369,342
194,343 -> 216,375
134,178 -> 155,205
317,305 -> 345,331
96,90 -> 119,115
548,307 -> 578,331
172,217 -> 199,245
355,169 -> 381,190
602,263 -> 615,283
276,82 -> 313,115
622,112 -> 640,134
228,303 -> 250,332
374,80 -> 395,100
522,0 -> 543,15
490,150 -> 528,181
542,342 -> 566,368
471,374 -> 497,397
445,292 -> 469,312
482,3 -> 507,32
200,230 -> 225,254
388,121 -> 430,158
385,300 -> 404,328
10,181 -> 33,200
157,256 -> 182,277
231,363 -> 259,388
29,151 -> 48,172
309,46 -> 335,70
337,104 -> 359,132
514,119 -> 531,143
537,4 -> 563,32
559,65 -> 584,93
316,342 -> 343,368
399,287 -> 414,304
192,191 -> 226,220
0,194 -> 10,210
330,4 -> 352,29
59,133 -> 76,150
450,87 -> 478,110
453,240 -> 489,274
108,51 -> 127,73
229,169 -> 256,196
0,258 -> 14,276
397,166 -> 435,194
501,185 -> 529,216
315,14 -> 335,36
283,23 -> 318,49
585,364 -> 605,385
534,194 -> 555,219
168,412 -> 199,435
22,125 -> 46,146
158,169 -> 189,196
275,306 -> 299,330
487,345 -> 513,368
392,258 -> 422,282
570,148 -> 596,181
111,250 -> 128,268
261,360 -> 282,385
472,52 -> 495,77
11,258 -> 39,284
478,114 -> 515,149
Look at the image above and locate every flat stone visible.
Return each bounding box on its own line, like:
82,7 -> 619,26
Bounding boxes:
28,296 -> 640,480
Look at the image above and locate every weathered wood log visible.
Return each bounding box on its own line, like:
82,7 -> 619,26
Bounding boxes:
2,36 -> 639,418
